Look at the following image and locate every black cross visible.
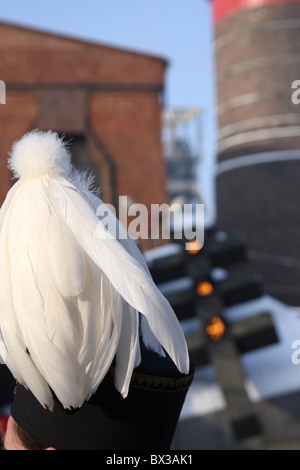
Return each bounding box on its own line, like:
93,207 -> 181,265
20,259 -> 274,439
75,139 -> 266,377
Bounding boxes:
148,230 -> 279,440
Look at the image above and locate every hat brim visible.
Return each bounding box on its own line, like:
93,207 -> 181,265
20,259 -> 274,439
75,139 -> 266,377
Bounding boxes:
11,348 -> 194,450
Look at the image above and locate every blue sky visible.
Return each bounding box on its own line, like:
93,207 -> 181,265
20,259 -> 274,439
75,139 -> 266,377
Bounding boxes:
0,0 -> 217,220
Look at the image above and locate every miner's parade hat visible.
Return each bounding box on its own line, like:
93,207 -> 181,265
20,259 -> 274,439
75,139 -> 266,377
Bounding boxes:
11,345 -> 194,450
0,130 -> 194,450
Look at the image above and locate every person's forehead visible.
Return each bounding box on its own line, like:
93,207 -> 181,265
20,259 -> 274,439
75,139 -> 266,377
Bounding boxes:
3,416 -> 25,450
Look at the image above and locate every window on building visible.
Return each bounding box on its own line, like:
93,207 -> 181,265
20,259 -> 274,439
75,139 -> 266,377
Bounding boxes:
64,134 -> 101,189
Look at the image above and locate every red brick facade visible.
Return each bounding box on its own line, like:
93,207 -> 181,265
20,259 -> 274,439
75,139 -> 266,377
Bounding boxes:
0,22 -> 168,247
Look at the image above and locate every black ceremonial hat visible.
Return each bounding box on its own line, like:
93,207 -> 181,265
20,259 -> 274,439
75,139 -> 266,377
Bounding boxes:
0,130 -> 190,411
1,130 -> 194,450
11,346 -> 194,450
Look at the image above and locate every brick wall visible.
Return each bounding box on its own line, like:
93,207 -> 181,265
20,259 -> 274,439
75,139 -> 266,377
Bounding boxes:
0,22 -> 169,249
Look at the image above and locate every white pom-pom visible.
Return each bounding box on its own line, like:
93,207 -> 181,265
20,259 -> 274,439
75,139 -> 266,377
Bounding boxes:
8,130 -> 72,180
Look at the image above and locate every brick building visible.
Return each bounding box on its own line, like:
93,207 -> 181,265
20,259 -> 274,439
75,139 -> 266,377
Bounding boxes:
0,22 -> 168,249
212,0 -> 300,305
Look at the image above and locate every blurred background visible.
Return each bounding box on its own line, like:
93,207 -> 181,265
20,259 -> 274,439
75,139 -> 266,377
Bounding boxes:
1,0 -> 300,450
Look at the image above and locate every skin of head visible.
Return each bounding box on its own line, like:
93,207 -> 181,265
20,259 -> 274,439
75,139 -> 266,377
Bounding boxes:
3,416 -> 56,450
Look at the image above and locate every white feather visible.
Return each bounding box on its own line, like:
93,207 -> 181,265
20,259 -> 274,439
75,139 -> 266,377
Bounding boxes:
0,130 -> 190,409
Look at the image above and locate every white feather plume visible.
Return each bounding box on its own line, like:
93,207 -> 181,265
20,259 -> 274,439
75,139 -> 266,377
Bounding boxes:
0,130 -> 190,410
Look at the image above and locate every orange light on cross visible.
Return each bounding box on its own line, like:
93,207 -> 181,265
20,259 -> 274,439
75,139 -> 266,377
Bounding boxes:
186,239 -> 203,255
206,316 -> 226,341
197,281 -> 214,297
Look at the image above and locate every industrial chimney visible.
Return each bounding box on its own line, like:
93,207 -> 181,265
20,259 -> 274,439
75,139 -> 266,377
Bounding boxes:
212,0 -> 300,305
